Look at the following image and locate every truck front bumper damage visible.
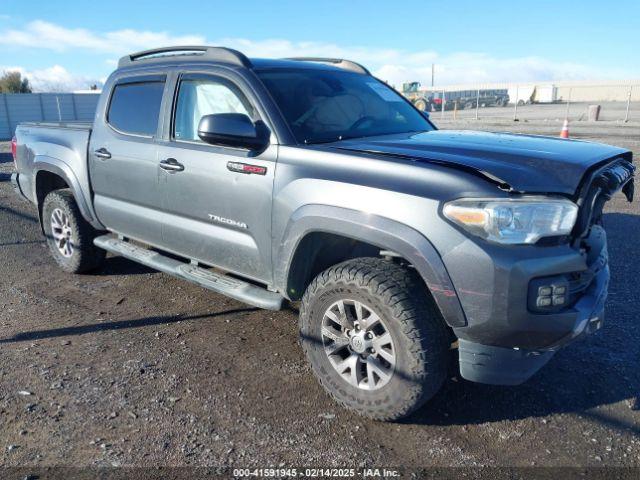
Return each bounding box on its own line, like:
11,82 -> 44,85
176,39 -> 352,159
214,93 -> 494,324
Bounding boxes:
452,225 -> 609,386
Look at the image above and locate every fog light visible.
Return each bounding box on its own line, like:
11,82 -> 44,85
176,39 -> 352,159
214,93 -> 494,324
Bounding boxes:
553,285 -> 566,295
552,295 -> 566,306
536,296 -> 552,307
531,279 -> 569,311
538,286 -> 552,296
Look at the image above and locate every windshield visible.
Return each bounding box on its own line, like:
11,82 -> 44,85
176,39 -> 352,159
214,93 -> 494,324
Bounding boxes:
255,67 -> 434,144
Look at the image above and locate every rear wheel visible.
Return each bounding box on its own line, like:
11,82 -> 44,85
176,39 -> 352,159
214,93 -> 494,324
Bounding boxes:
414,99 -> 428,112
42,189 -> 105,273
299,258 -> 450,421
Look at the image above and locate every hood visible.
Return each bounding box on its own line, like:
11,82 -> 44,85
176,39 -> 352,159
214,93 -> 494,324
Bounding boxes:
326,130 -> 631,195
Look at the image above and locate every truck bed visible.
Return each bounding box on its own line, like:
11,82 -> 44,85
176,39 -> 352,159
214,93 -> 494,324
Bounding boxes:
13,122 -> 94,220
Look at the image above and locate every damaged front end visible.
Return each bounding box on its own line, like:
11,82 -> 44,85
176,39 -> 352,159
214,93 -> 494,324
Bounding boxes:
456,155 -> 634,385
573,156 -> 635,240
554,156 -> 636,341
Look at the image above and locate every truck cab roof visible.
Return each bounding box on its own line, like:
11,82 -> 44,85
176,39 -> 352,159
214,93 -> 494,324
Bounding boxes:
116,46 -> 370,75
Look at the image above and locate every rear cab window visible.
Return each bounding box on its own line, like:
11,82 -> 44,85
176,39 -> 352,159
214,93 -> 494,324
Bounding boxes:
107,76 -> 166,136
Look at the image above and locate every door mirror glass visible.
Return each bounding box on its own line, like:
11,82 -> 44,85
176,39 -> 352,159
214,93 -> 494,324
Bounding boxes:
197,113 -> 270,152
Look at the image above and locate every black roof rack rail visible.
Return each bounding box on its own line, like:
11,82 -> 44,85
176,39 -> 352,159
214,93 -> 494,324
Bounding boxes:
118,46 -> 252,69
285,57 -> 371,75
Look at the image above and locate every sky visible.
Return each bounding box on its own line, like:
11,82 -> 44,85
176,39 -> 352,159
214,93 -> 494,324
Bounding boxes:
0,0 -> 639,92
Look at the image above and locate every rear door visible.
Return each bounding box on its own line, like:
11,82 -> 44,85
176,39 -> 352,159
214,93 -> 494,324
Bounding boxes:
89,74 -> 167,245
156,71 -> 277,283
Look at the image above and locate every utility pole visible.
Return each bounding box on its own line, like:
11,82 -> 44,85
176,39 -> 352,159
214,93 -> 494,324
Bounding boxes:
624,86 -> 632,123
431,64 -> 435,87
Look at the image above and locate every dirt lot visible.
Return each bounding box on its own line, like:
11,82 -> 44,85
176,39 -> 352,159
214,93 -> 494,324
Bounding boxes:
0,119 -> 638,477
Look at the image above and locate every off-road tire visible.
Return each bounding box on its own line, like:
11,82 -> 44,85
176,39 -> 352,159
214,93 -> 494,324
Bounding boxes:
42,189 -> 105,273
299,257 -> 450,421
414,99 -> 428,112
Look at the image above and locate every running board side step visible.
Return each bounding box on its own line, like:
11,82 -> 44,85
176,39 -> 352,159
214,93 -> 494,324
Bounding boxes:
94,235 -> 284,310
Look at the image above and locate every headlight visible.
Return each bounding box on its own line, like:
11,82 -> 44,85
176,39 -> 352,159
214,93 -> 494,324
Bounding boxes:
443,197 -> 578,244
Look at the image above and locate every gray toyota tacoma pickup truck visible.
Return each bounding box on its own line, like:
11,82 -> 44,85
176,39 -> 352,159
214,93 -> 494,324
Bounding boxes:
11,46 -> 635,420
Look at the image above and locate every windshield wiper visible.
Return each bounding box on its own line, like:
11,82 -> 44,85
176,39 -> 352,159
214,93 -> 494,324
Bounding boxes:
305,130 -> 431,145
304,137 -> 343,145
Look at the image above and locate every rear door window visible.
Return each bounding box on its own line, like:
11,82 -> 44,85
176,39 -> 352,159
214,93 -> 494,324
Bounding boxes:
107,79 -> 165,136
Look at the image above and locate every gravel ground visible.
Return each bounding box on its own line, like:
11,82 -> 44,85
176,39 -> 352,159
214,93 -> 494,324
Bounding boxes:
0,119 -> 638,477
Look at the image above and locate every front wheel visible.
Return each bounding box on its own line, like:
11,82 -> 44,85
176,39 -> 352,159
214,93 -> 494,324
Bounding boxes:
42,189 -> 105,273
299,258 -> 450,421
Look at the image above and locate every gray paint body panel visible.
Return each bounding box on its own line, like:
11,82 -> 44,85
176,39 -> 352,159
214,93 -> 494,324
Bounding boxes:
14,123 -> 103,229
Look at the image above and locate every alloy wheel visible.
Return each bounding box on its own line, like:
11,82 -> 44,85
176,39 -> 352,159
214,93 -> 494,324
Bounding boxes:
50,208 -> 74,258
321,299 -> 396,390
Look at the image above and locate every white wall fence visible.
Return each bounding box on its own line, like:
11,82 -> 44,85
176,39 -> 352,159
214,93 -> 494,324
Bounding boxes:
406,82 -> 640,122
418,80 -> 640,102
0,93 -> 100,140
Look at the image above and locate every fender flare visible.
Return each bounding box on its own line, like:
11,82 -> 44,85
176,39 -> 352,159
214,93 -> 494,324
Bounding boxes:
275,204 -> 467,327
33,157 -> 103,230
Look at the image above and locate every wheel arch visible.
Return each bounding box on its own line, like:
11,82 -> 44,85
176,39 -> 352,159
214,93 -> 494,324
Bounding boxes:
33,158 -> 102,233
275,205 -> 467,327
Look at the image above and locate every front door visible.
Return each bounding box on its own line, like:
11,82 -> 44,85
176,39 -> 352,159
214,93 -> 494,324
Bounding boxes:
157,72 -> 277,284
89,74 -> 167,246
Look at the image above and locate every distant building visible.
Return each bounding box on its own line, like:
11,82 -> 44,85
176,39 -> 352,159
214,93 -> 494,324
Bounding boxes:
404,80 -> 640,103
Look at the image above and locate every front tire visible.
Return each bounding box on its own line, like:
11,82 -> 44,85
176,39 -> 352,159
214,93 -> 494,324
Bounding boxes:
42,189 -> 105,273
300,258 -> 450,421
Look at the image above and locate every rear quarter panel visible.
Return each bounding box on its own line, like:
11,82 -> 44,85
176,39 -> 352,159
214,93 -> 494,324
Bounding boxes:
15,123 -> 100,226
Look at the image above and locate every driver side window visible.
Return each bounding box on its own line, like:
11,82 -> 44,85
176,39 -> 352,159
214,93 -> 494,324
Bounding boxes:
173,76 -> 255,142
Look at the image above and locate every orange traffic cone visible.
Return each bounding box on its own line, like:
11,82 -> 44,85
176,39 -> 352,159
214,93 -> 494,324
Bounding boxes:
560,119 -> 569,139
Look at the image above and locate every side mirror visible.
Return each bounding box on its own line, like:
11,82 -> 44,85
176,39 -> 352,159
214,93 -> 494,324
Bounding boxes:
421,110 -> 430,119
197,113 -> 270,152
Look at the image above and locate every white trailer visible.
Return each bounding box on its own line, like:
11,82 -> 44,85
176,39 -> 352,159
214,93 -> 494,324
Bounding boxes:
532,85 -> 558,103
508,86 -> 535,105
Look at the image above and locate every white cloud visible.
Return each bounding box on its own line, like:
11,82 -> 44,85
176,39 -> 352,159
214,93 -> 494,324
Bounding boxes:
204,38 -> 633,87
0,20 -> 205,54
373,53 -> 616,88
1,65 -> 103,92
1,20 -> 637,92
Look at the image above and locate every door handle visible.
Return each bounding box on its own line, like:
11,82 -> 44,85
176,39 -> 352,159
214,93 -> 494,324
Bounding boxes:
94,147 -> 111,159
159,158 -> 185,172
